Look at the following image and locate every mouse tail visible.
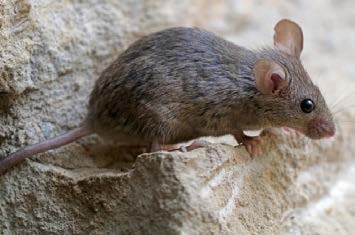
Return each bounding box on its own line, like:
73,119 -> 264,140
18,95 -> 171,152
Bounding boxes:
0,125 -> 93,175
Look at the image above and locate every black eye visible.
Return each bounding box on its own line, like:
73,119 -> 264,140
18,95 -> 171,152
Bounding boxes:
300,99 -> 314,113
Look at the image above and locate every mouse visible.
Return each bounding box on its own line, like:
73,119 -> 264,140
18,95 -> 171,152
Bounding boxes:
0,19 -> 335,175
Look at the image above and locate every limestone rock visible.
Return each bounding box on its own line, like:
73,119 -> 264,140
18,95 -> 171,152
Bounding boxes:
0,0 -> 355,234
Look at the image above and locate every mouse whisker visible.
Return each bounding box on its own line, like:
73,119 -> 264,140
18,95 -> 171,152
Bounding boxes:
332,103 -> 355,112
330,92 -> 355,111
336,122 -> 355,127
331,107 -> 355,116
336,119 -> 355,123
331,103 -> 354,114
334,111 -> 351,117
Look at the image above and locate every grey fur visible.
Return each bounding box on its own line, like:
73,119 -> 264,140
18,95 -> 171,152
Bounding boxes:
86,27 -> 333,144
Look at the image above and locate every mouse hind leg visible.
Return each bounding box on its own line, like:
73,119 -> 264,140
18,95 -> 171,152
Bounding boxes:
147,140 -> 182,152
184,139 -> 210,151
159,139 -> 211,152
122,139 -> 211,153
99,129 -> 211,153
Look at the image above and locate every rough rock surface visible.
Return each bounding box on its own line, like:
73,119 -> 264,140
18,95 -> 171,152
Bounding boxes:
0,0 -> 355,234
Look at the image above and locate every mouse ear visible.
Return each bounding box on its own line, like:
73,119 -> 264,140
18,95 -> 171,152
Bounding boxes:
253,59 -> 287,95
274,19 -> 303,58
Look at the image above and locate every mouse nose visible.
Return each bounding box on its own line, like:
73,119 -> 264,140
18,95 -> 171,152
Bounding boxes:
309,118 -> 335,138
322,123 -> 335,137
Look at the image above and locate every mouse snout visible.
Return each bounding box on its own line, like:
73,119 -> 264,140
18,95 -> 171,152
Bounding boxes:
307,117 -> 335,139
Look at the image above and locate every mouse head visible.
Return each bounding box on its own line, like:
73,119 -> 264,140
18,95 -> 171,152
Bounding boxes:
253,19 -> 335,139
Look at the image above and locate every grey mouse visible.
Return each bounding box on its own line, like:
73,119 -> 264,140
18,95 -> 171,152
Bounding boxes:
0,19 -> 335,175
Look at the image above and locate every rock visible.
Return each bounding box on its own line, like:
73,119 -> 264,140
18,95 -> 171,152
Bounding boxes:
0,0 -> 355,234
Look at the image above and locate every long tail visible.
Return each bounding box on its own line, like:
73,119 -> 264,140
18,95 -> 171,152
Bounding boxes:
0,125 -> 93,175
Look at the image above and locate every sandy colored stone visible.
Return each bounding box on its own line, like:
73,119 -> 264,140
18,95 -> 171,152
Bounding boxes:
0,0 -> 355,234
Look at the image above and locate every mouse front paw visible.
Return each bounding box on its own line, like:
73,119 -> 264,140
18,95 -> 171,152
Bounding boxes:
234,132 -> 263,156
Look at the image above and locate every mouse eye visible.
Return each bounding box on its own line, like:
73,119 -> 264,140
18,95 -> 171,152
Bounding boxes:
300,99 -> 314,113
